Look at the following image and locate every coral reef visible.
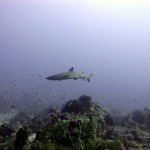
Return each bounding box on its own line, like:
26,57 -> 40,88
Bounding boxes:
14,126 -> 29,150
0,95 -> 150,150
61,95 -> 92,114
131,110 -> 145,125
144,106 -> 150,130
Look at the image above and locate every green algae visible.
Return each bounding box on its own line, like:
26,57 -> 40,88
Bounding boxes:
0,141 -> 14,150
29,114 -> 122,150
97,139 -> 122,150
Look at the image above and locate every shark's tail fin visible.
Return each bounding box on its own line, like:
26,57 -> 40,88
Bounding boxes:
87,72 -> 95,82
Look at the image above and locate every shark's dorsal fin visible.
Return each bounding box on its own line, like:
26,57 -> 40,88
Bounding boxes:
69,67 -> 74,72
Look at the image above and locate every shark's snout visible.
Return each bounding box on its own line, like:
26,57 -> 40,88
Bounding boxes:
46,75 -> 58,80
46,76 -> 53,80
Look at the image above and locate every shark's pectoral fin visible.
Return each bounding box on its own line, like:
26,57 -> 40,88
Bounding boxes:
74,76 -> 79,80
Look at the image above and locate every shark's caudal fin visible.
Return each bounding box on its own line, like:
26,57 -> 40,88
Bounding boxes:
87,72 -> 95,82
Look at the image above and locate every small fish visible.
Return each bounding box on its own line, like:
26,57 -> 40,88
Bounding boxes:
10,105 -> 15,108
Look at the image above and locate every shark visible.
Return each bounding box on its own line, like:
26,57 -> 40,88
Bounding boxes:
46,67 -> 95,82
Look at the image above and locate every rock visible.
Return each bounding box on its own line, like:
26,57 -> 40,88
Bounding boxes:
125,133 -> 134,140
28,133 -> 36,142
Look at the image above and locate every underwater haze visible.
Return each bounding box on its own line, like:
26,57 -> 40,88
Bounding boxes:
0,0 -> 150,112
